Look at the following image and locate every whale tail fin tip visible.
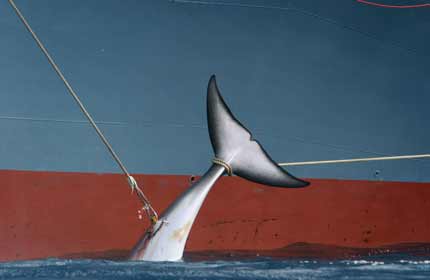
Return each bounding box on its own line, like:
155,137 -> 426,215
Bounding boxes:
207,75 -> 309,188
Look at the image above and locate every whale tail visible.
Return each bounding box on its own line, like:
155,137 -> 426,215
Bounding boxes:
207,75 -> 309,188
129,75 -> 308,261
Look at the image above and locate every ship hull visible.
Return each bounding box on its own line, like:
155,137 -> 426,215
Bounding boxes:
1,169 -> 429,261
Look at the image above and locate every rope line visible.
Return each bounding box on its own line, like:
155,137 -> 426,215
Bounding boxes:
212,158 -> 233,176
279,154 -> 430,166
8,0 -> 158,223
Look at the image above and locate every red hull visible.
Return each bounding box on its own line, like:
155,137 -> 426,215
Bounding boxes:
1,169 -> 429,261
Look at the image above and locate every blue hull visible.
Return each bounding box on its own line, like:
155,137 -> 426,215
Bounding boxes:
0,0 -> 429,182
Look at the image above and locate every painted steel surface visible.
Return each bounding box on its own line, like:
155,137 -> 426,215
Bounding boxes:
1,169 -> 430,261
0,0 -> 428,181
1,0 -> 428,263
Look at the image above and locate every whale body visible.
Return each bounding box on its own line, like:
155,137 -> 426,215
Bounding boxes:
129,75 -> 309,261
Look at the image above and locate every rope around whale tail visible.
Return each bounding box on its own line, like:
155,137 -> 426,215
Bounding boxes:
8,0 -> 158,224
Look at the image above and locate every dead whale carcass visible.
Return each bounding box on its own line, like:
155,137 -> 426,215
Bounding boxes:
129,76 -> 309,262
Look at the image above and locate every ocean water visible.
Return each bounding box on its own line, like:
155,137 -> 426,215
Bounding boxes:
1,256 -> 430,280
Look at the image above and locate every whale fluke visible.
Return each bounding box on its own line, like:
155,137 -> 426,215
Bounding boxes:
207,75 -> 309,188
129,75 -> 308,262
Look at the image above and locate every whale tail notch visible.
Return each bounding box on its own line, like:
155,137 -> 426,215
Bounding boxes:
207,75 -> 309,188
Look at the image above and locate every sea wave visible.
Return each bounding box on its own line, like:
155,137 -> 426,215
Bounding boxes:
0,257 -> 429,280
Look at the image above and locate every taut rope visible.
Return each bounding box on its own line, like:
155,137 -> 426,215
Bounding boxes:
279,154 -> 430,166
8,0 -> 158,224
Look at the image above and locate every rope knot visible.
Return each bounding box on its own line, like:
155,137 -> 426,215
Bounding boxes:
127,175 -> 138,193
212,157 -> 233,176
